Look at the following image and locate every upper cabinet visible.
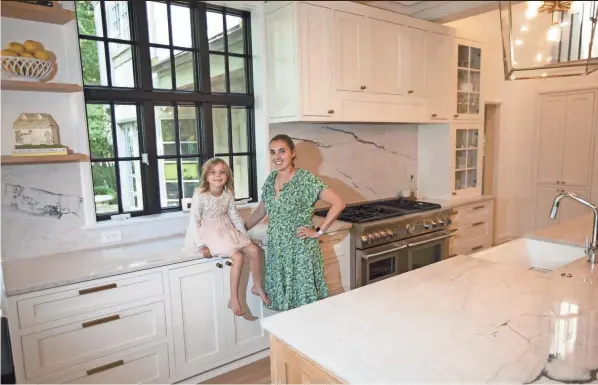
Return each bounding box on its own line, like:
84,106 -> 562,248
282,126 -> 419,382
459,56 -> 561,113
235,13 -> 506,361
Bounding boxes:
265,1 -> 464,124
454,39 -> 483,120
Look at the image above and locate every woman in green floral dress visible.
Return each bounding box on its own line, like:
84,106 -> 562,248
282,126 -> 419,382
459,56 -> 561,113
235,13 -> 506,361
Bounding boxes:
246,135 -> 345,311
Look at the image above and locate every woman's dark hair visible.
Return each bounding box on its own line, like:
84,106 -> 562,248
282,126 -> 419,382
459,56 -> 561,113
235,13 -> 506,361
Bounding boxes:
270,134 -> 295,151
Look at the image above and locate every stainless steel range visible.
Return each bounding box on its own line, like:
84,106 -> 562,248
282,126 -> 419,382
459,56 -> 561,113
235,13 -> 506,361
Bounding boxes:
315,198 -> 454,288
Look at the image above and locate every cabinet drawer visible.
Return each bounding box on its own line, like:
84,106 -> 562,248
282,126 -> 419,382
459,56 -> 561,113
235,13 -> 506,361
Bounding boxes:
22,301 -> 166,379
18,272 -> 164,329
452,201 -> 492,226
43,343 -> 170,384
323,261 -> 343,296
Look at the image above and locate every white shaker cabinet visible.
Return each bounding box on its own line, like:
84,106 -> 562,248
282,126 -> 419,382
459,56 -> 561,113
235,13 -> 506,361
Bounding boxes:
169,258 -> 269,379
425,31 -> 453,120
333,10 -> 368,93
267,2 -> 336,122
367,17 -> 403,96
402,26 -> 426,97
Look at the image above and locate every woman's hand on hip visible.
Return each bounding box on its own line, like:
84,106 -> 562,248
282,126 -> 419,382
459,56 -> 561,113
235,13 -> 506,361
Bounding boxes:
296,226 -> 320,240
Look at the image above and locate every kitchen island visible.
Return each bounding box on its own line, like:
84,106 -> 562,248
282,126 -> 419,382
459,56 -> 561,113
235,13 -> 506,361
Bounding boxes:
261,214 -> 598,384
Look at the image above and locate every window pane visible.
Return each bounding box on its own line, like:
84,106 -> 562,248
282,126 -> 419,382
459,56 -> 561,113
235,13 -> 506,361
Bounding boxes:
229,56 -> 246,93
207,11 -> 225,52
233,156 -> 250,199
210,54 -> 226,92
174,50 -> 195,90
79,39 -> 107,86
151,47 -> 173,89
109,42 -> 134,88
183,182 -> 197,200
87,104 -> 113,158
147,1 -> 169,45
159,159 -> 179,208
171,4 -> 192,48
181,157 -> 200,198
231,108 -> 248,152
226,14 -> 245,54
155,106 -> 176,156
92,162 -> 119,214
119,160 -> 144,211
178,106 -> 198,155
76,1 -> 104,37
105,1 -> 130,41
213,107 -> 230,153
114,105 -> 140,158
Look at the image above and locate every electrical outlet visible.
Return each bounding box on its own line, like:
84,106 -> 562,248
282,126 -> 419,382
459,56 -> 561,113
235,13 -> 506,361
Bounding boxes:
181,198 -> 192,212
101,230 -> 122,244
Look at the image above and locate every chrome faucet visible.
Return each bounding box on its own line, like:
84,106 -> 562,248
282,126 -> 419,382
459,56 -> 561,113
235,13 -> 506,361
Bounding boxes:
550,191 -> 598,264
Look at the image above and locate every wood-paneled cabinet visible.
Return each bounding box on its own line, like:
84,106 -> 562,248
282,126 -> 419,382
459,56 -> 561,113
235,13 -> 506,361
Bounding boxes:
265,0 -> 456,124
534,90 -> 597,230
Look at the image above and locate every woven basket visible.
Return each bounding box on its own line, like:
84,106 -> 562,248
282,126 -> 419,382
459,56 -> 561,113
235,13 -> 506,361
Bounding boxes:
1,56 -> 53,82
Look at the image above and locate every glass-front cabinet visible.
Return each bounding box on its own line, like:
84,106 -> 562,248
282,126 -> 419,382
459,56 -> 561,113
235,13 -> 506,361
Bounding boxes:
452,123 -> 483,195
454,40 -> 483,120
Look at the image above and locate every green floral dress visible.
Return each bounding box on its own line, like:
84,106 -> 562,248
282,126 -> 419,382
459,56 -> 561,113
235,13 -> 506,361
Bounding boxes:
262,169 -> 329,311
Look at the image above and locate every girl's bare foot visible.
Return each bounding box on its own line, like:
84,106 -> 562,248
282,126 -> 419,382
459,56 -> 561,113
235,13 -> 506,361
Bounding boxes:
251,286 -> 271,305
228,299 -> 245,316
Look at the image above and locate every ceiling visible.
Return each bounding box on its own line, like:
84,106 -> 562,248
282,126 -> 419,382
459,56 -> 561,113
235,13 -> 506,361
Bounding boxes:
357,1 -> 500,23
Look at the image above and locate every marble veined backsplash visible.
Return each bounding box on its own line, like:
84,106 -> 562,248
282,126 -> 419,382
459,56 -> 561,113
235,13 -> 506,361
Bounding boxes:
269,123 -> 418,206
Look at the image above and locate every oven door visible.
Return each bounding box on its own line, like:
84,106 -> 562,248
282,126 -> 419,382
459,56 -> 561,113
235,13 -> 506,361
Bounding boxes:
406,230 -> 453,271
357,242 -> 409,286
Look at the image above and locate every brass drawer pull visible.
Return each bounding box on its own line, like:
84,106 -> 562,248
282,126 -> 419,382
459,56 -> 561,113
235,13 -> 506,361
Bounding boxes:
82,314 -> 120,328
472,205 -> 485,210
472,221 -> 484,227
79,283 -> 117,295
86,360 -> 124,376
471,245 -> 484,252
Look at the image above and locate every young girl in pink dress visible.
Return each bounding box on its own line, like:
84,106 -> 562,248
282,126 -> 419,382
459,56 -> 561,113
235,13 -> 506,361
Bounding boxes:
184,158 -> 270,316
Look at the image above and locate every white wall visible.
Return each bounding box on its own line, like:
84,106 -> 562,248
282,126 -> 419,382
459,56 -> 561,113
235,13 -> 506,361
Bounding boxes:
447,3 -> 598,240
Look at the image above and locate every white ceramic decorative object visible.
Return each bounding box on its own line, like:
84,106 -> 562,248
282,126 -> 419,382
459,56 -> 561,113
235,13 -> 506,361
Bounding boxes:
1,57 -> 53,82
13,113 -> 61,146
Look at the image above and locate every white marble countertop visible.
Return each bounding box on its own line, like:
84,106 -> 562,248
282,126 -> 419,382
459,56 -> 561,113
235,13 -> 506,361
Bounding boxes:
261,219 -> 598,383
2,215 -> 351,297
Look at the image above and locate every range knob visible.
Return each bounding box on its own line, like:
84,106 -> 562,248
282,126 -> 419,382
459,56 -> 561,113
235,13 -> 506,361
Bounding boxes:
374,232 -> 381,239
430,221 -> 437,228
379,231 -> 387,238
386,229 -> 394,237
361,235 -> 369,243
368,234 -> 376,241
406,224 -> 415,234
423,221 -> 431,230
437,218 -> 446,226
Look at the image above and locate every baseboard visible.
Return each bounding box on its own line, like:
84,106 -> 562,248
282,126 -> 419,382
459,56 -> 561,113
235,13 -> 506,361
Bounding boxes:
175,349 -> 270,384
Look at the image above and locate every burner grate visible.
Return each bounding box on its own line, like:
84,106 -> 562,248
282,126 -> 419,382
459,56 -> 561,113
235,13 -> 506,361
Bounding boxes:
315,198 -> 441,223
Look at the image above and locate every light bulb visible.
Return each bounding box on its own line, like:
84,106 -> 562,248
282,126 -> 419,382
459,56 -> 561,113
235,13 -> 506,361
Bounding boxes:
536,53 -> 543,61
515,39 -> 524,46
547,24 -> 561,42
541,73 -> 548,77
521,24 -> 529,32
525,7 -> 538,20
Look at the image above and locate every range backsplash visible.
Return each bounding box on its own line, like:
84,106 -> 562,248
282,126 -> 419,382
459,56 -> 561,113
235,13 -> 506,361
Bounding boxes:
269,123 -> 418,207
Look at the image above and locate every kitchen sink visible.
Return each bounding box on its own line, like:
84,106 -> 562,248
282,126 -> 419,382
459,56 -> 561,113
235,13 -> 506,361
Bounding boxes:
470,238 -> 586,271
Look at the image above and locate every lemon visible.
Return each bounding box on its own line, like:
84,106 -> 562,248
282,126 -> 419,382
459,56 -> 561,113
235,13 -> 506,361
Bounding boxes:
1,49 -> 19,57
24,40 -> 43,53
21,52 -> 35,59
34,49 -> 52,61
7,42 -> 24,55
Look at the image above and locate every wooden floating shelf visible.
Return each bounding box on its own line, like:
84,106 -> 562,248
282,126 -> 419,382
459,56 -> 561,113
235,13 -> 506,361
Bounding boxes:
1,153 -> 90,165
2,80 -> 82,93
1,1 -> 75,25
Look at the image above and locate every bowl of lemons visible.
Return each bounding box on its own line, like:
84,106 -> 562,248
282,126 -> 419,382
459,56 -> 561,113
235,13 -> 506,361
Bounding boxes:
1,40 -> 57,82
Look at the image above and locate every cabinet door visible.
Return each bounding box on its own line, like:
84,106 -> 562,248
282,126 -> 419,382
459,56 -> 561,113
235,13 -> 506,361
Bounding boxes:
222,251 -> 269,356
367,18 -> 403,95
452,124 -> 482,196
402,26 -> 426,96
535,185 -> 561,230
561,92 -> 596,187
299,3 -> 334,117
537,95 -> 567,185
455,42 -> 482,120
333,10 -> 367,92
425,32 -> 452,119
169,261 -> 228,377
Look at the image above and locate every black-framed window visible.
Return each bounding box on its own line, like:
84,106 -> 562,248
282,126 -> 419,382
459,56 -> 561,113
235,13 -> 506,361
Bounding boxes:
75,0 -> 256,220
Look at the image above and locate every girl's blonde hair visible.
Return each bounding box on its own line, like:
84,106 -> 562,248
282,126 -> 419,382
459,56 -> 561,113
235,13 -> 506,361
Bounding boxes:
197,157 -> 234,195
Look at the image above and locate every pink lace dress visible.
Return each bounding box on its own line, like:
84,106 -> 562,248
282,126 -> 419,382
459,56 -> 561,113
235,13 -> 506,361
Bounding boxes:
183,190 -> 252,257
